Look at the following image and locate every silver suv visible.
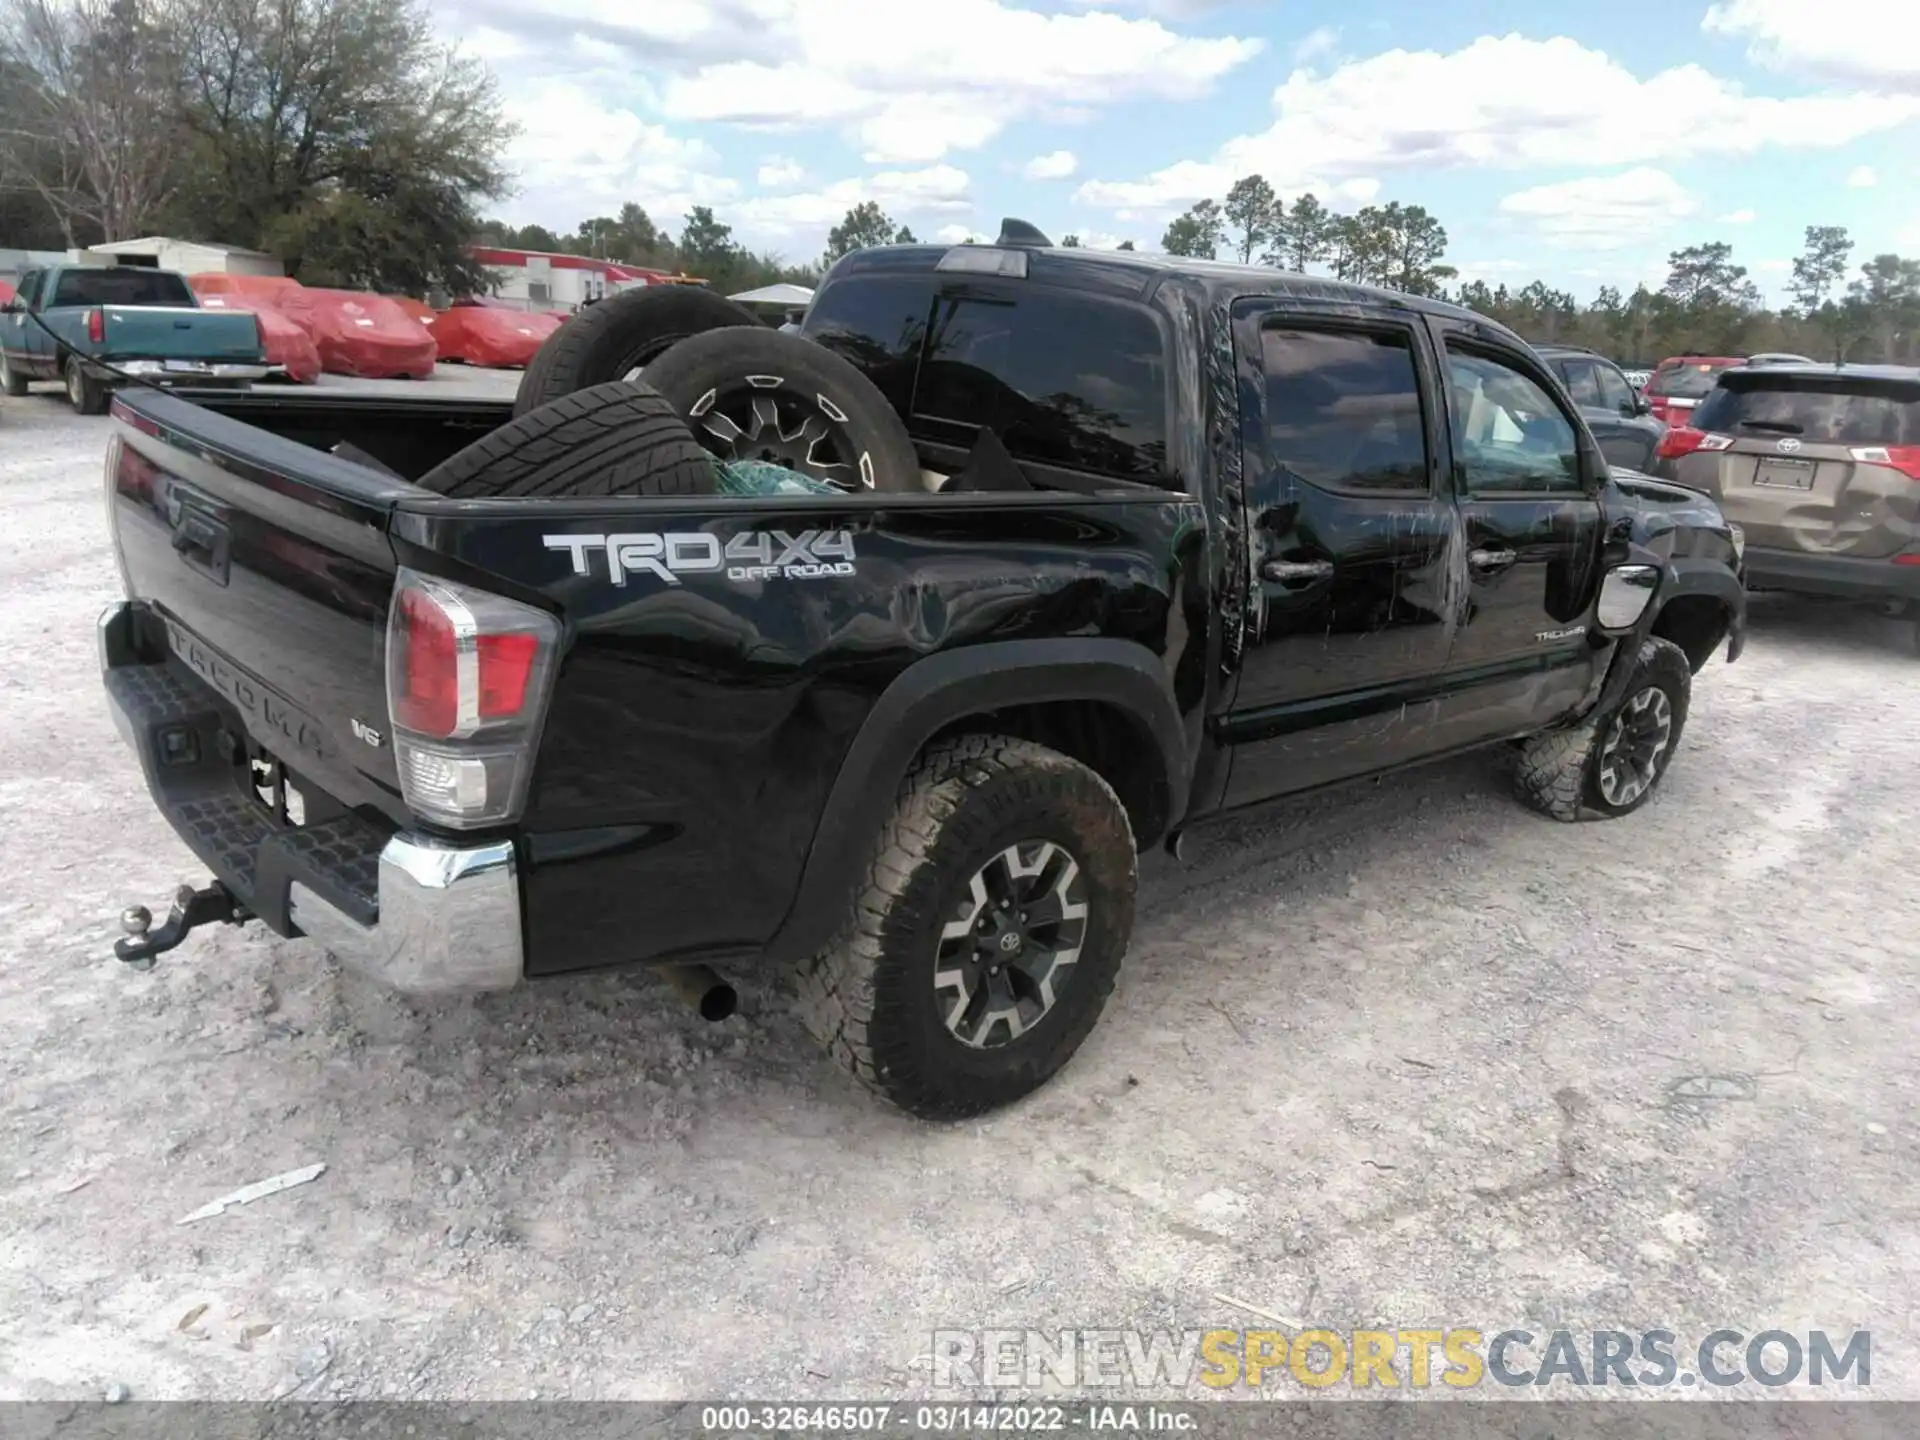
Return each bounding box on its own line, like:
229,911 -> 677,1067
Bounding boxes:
1655,363 -> 1920,638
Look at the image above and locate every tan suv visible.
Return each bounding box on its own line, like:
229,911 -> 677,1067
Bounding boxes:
1654,363 -> 1920,642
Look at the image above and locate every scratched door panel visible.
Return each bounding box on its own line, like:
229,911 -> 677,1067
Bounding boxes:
1220,310 -> 1463,806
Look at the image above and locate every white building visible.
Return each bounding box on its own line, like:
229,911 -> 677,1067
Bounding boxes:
88,237 -> 285,278
469,247 -> 690,311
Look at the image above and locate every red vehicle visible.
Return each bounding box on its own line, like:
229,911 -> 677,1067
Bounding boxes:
432,299 -> 565,368
1642,355 -> 1744,427
273,288 -> 437,380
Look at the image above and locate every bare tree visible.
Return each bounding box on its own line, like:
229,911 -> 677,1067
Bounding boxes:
0,0 -> 183,242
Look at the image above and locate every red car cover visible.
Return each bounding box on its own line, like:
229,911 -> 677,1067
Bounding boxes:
273,288 -> 438,379
433,301 -> 565,368
188,273 -> 305,305
193,293 -> 322,384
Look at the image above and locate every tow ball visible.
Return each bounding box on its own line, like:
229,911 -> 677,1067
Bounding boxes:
115,881 -> 249,971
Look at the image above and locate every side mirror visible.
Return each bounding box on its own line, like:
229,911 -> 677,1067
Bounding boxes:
1633,397 -> 1652,417
0,301 -> 18,315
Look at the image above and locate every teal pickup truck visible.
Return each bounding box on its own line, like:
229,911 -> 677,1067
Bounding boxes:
1,263 -> 269,414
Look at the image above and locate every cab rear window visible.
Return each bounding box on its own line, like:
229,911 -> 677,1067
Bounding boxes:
804,275 -> 1171,483
1646,364 -> 1729,399
1692,376 -> 1920,446
914,291 -> 1169,481
50,269 -> 195,307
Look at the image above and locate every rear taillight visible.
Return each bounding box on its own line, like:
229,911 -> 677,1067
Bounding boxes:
1848,445 -> 1920,481
1654,427 -> 1734,461
87,307 -> 104,344
385,568 -> 561,830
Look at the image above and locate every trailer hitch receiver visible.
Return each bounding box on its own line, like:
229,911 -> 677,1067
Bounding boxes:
115,881 -> 249,970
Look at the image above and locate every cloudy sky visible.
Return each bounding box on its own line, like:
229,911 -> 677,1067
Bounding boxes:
449,0 -> 1919,302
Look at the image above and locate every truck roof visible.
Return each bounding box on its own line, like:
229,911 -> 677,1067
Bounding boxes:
824,240 -> 1491,327
1717,362 -> 1920,385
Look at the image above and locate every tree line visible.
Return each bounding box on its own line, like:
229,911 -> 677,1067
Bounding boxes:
1160,179 -> 1457,296
472,198 -> 926,298
1155,174 -> 1918,364
1,0 -> 508,293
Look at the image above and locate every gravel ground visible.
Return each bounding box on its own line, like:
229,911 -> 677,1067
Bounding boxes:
2,393 -> 1917,1404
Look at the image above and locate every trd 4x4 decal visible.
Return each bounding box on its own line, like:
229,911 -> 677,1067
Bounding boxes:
544,530 -> 858,587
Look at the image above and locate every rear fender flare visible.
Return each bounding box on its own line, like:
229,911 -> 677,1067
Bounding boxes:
763,638 -> 1189,964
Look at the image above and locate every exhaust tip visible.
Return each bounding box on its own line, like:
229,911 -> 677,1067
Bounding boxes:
699,983 -> 737,1023
660,962 -> 737,1022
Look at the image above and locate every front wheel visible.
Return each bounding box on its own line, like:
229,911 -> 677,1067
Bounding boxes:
795,735 -> 1137,1119
1514,636 -> 1693,821
0,349 -> 27,397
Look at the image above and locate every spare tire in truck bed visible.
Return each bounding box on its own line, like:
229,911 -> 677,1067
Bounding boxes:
513,286 -> 762,417
415,380 -> 716,499
637,326 -> 922,494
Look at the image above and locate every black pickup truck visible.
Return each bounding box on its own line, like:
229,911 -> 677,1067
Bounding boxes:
97,234 -> 1747,1118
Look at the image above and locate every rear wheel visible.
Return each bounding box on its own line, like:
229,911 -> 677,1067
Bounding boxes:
795,735 -> 1137,1119
0,350 -> 27,397
414,380 -> 715,499
513,286 -> 761,417
65,358 -> 107,415
1515,637 -> 1692,821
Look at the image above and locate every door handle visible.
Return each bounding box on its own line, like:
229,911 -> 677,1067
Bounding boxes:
1261,559 -> 1334,586
1468,547 -> 1517,573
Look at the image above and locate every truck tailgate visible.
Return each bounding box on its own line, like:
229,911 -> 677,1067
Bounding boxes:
104,306 -> 262,362
107,391 -> 411,819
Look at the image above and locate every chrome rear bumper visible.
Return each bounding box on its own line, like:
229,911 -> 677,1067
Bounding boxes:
288,837 -> 524,993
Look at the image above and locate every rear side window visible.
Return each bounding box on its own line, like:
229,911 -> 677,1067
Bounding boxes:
1693,376 -> 1920,446
914,290 -> 1169,481
1594,363 -> 1636,415
50,269 -> 195,308
1558,358 -> 1602,408
801,276 -> 933,417
1260,326 -> 1429,493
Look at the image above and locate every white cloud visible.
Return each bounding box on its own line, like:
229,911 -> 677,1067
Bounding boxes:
1024,150 -> 1079,180
736,165 -> 974,234
1453,258 -> 1533,282
497,82 -> 735,228
1055,0 -> 1233,14
1720,208 -> 1757,223
936,223 -> 986,244
1063,229 -> 1134,250
480,0 -> 1266,164
1847,164 -> 1879,187
1703,0 -> 1920,91
757,158 -> 806,188
1293,26 -> 1338,65
1500,167 -> 1700,251
1075,34 -> 1920,213
1754,258 -> 1793,273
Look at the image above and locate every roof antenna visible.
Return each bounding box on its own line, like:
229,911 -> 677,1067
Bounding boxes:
996,217 -> 1053,248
